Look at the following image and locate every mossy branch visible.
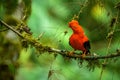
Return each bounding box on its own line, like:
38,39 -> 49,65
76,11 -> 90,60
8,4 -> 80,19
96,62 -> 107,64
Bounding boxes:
0,20 -> 120,60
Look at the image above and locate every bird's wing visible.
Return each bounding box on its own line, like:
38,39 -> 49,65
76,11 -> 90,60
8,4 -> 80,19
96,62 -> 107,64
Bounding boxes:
83,41 -> 91,53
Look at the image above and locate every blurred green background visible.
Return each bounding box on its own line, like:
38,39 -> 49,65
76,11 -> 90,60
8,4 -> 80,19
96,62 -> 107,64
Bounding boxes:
0,0 -> 120,80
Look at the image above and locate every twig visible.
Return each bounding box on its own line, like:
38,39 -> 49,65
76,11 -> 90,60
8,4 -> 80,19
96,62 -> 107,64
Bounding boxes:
100,9 -> 119,80
72,0 -> 88,20
0,20 -> 120,60
0,20 -> 24,38
77,0 -> 88,18
37,32 -> 44,40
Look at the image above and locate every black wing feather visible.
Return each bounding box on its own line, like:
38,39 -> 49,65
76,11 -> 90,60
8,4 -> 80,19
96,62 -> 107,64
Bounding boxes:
83,41 -> 91,54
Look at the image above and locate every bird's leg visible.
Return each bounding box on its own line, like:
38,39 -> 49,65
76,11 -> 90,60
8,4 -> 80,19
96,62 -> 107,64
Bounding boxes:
81,51 -> 86,58
68,50 -> 75,56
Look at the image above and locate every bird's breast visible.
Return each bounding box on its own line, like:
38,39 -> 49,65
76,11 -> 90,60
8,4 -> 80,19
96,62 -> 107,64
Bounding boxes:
69,34 -> 86,51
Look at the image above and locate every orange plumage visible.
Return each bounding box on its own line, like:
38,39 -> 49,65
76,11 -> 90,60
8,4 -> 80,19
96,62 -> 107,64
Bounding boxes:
69,20 -> 90,55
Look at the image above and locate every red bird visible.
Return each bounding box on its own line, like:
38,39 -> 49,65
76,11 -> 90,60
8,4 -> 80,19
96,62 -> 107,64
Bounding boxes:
69,20 -> 90,56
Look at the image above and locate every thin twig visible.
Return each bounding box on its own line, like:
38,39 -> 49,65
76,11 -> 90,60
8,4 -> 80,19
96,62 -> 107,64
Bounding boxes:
77,0 -> 88,18
100,9 -> 119,80
72,0 -> 88,20
0,20 -> 24,38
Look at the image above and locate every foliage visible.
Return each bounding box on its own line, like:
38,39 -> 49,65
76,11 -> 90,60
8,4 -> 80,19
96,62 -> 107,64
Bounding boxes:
0,0 -> 120,80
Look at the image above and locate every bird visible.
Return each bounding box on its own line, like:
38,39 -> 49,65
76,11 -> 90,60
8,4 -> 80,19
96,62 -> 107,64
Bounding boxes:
68,20 -> 91,57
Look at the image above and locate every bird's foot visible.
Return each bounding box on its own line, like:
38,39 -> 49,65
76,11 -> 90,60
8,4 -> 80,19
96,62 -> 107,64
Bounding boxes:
81,52 -> 86,58
68,51 -> 74,56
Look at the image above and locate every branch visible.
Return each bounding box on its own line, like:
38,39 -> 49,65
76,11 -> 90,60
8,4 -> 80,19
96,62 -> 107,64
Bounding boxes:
1,20 -> 120,60
0,20 -> 24,38
48,48 -> 120,59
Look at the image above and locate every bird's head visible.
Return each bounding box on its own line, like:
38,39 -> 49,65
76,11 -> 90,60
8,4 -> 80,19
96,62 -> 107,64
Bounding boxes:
69,20 -> 83,33
69,20 -> 79,28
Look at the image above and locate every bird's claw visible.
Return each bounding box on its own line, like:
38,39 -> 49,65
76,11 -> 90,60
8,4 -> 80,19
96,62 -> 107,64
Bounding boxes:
68,51 -> 74,56
81,52 -> 86,58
